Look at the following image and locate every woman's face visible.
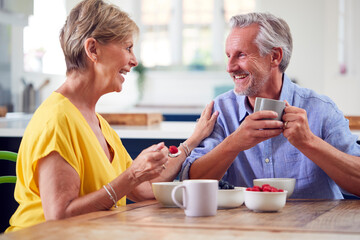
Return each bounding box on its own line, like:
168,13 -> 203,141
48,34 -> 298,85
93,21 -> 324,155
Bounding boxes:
96,36 -> 138,93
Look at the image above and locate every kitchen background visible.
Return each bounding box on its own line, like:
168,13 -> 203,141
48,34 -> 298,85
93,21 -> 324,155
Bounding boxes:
0,0 -> 360,116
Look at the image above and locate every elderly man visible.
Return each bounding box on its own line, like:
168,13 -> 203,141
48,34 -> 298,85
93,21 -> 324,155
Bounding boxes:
180,12 -> 360,199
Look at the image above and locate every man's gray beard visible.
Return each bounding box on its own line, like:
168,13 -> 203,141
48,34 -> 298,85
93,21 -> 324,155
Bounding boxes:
233,80 -> 264,97
234,75 -> 269,97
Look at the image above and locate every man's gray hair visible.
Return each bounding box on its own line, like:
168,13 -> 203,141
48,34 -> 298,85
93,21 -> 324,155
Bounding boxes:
229,12 -> 293,73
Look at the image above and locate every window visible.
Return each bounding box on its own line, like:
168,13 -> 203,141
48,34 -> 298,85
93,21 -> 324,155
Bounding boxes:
139,0 -> 255,70
183,0 -> 213,68
24,0 -> 256,73
140,0 -> 172,67
23,0 -> 66,74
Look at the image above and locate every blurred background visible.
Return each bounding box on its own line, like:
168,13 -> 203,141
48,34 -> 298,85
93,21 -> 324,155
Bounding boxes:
0,0 -> 360,115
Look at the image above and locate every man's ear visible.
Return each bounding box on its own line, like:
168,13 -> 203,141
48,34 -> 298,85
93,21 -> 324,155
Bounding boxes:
84,38 -> 98,63
271,47 -> 283,67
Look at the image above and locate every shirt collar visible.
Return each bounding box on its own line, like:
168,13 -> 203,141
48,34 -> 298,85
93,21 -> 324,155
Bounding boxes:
279,73 -> 294,105
236,91 -> 250,123
237,73 -> 294,123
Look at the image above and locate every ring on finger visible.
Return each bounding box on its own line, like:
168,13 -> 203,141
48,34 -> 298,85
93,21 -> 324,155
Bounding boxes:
284,121 -> 288,129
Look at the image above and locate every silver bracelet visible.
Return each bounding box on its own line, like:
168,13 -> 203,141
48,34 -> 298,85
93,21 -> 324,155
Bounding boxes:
180,143 -> 188,156
107,183 -> 118,207
180,142 -> 190,157
103,185 -> 117,208
182,142 -> 191,155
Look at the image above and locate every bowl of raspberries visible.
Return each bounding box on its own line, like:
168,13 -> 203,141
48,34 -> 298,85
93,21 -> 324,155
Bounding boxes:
253,178 -> 296,198
217,180 -> 245,209
244,184 -> 288,212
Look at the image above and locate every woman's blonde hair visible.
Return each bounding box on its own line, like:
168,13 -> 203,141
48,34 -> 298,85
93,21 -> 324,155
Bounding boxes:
59,0 -> 139,74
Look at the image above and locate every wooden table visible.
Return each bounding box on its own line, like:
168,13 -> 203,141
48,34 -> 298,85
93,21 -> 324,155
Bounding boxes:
1,199 -> 360,240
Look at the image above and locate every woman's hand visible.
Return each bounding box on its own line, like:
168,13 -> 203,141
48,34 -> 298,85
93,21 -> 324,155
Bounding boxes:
129,142 -> 169,183
189,101 -> 219,145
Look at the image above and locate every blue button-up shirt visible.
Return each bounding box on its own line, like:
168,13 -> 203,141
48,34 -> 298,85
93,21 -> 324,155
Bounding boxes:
180,74 -> 360,199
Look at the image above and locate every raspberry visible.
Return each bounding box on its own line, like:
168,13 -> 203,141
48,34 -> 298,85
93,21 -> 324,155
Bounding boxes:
246,184 -> 284,192
169,145 -> 178,154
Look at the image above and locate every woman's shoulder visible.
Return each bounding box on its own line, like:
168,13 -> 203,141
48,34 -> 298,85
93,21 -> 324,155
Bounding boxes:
27,92 -> 82,131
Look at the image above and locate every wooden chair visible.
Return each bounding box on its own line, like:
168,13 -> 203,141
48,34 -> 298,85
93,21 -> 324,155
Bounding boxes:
0,151 -> 17,184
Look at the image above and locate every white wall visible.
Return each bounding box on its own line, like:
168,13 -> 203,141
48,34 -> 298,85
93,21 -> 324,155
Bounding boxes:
323,0 -> 360,115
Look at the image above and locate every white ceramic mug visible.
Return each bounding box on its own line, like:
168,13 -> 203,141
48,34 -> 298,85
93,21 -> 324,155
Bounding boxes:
171,179 -> 218,217
254,97 -> 285,121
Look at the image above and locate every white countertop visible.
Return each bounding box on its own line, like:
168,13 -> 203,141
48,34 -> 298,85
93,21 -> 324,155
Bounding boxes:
0,113 -> 195,139
1,112 -> 360,140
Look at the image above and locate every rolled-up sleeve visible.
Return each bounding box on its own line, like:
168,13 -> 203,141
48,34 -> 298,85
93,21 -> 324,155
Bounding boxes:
179,121 -> 226,180
179,90 -> 244,180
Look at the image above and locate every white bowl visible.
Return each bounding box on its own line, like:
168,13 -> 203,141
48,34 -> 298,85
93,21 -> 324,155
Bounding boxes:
218,187 -> 245,209
152,182 -> 183,207
253,178 -> 296,198
244,190 -> 288,212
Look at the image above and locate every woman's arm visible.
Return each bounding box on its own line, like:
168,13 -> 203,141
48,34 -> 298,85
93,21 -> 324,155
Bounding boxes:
37,151 -> 115,220
127,101 -> 220,201
37,144 -> 168,220
151,101 -> 219,182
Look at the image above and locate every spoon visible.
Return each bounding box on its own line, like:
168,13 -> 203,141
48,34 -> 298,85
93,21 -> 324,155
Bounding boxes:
168,145 -> 181,158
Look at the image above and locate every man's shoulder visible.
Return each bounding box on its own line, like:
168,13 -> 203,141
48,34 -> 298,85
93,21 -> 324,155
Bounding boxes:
292,83 -> 338,109
214,89 -> 238,103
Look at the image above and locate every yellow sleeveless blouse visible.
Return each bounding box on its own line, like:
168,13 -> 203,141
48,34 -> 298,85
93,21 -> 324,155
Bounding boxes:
6,92 -> 132,232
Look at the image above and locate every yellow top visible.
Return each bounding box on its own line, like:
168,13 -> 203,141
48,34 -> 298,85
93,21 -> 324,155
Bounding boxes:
6,92 -> 132,232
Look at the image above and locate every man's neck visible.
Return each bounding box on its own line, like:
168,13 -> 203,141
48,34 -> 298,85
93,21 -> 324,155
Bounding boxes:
248,72 -> 284,109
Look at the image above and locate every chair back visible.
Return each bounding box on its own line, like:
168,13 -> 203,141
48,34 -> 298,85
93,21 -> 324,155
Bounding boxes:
0,151 -> 17,184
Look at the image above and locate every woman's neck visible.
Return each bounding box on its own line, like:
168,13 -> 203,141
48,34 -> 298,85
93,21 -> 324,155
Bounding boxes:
56,71 -> 100,113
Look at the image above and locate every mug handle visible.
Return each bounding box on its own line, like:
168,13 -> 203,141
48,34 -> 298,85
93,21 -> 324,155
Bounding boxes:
171,185 -> 186,209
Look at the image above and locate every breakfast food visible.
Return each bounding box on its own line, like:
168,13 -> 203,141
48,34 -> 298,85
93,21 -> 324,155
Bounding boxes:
169,146 -> 178,154
246,184 -> 284,192
218,180 -> 235,189
168,145 -> 181,158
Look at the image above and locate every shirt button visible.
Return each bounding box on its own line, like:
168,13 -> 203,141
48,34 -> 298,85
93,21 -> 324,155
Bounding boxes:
265,158 -> 270,163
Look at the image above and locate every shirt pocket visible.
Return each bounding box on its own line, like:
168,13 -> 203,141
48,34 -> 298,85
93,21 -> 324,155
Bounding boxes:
284,149 -> 302,163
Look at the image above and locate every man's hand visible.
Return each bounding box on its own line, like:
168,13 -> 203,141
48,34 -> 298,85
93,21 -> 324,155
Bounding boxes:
282,101 -> 316,147
232,110 -> 284,151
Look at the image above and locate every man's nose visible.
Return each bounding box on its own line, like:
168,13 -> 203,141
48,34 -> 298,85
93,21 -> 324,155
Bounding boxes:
227,57 -> 238,73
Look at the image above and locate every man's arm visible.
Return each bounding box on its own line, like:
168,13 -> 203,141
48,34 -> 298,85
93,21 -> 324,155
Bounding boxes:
283,104 -> 360,197
189,110 -> 284,179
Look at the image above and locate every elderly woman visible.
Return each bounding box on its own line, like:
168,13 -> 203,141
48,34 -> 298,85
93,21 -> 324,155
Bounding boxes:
6,0 -> 218,232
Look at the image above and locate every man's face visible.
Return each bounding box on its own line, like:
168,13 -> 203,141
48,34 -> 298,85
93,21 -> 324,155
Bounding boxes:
225,24 -> 272,96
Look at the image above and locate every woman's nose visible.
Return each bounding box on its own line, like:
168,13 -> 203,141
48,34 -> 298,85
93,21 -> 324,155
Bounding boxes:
130,55 -> 138,67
